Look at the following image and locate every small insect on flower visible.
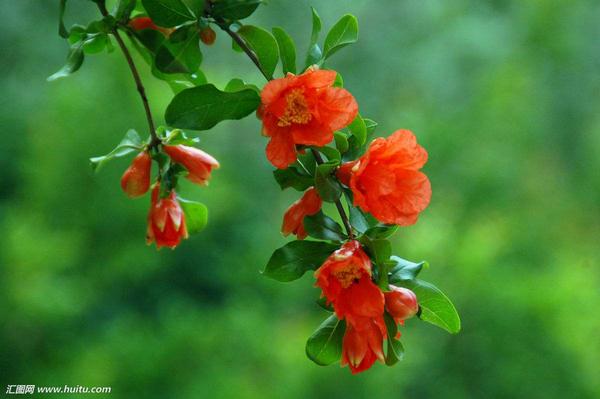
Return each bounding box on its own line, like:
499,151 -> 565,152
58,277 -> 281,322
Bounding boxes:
146,185 -> 188,249
259,67 -> 358,169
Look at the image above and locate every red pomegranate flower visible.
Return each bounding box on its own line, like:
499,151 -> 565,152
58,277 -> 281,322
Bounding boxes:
146,185 -> 188,249
314,240 -> 384,327
341,317 -> 387,374
339,129 -> 431,226
128,17 -> 173,36
163,145 -> 220,186
120,151 -> 151,198
281,187 -> 322,239
259,67 -> 358,169
384,285 -> 419,324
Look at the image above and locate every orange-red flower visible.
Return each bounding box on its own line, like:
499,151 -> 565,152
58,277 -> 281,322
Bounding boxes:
163,145 -> 219,186
314,241 -> 384,327
281,187 -> 322,239
120,151 -> 152,198
128,17 -> 172,36
146,185 -> 188,249
340,129 -> 431,226
259,67 -> 358,169
385,285 -> 419,323
341,317 -> 386,374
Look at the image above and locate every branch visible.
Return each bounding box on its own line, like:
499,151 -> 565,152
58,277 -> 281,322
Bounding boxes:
97,2 -> 160,148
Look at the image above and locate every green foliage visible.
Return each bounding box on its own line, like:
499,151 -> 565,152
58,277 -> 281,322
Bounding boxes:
236,25 -> 279,79
211,0 -> 262,20
89,129 -> 144,171
178,198 -> 208,234
273,166 -> 313,191
383,313 -> 404,365
263,241 -> 338,282
165,84 -> 260,130
364,225 -> 399,240
306,315 -> 346,366
323,14 -> 359,60
303,211 -> 346,241
314,162 -> 342,202
272,27 -> 297,75
305,7 -> 323,67
155,25 -> 202,74
141,0 -> 195,27
47,40 -> 85,81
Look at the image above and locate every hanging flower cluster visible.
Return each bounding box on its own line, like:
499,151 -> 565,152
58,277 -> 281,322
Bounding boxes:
52,0 -> 460,374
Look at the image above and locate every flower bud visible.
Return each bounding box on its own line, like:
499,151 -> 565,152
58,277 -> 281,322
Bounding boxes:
199,26 -> 216,45
384,285 -> 418,322
120,151 -> 152,198
163,145 -> 219,186
128,17 -> 173,36
146,185 -> 188,249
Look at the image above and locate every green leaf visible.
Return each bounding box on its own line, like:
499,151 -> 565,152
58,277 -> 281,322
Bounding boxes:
273,167 -> 313,191
347,114 -> 367,146
165,129 -> 200,146
237,25 -> 279,79
383,313 -> 404,365
155,26 -> 202,74
178,198 -> 208,234
263,240 -> 338,282
364,225 -> 399,240
142,0 -> 195,27
323,14 -> 359,59
366,238 -> 392,267
48,41 -> 85,81
224,78 -> 260,93
314,162 -> 342,203
306,315 -> 345,366
272,27 -> 297,75
165,84 -> 260,130
114,0 -> 137,22
90,129 -> 144,172
305,7 -> 323,66
316,146 -> 341,163
334,132 -> 349,153
364,118 -> 378,135
395,279 -> 461,334
388,256 -> 427,282
303,211 -> 346,241
58,0 -> 69,38
211,0 -> 262,20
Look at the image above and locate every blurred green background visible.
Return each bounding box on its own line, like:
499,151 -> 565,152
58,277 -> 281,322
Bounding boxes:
1,0 -> 600,398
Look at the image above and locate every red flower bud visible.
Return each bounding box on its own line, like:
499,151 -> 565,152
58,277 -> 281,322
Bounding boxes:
281,187 -> 322,239
120,151 -> 152,198
199,26 -> 216,45
384,285 -> 418,322
146,185 -> 188,249
341,317 -> 386,374
163,145 -> 220,186
128,17 -> 173,36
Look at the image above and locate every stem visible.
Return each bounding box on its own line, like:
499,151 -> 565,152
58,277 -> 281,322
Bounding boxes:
214,17 -> 355,239
97,2 -> 160,148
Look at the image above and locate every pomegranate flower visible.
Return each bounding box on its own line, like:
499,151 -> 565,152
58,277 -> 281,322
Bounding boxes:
314,241 -> 384,327
281,187 -> 322,239
339,129 -> 431,226
146,185 -> 188,249
128,17 -> 173,36
341,317 -> 387,374
259,67 -> 358,169
163,145 -> 219,186
120,151 -> 151,198
385,285 -> 419,324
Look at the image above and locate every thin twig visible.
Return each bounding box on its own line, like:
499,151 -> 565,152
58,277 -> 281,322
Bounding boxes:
97,2 -> 160,148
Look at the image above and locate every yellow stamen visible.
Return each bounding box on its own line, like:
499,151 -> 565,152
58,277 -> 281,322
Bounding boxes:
333,263 -> 363,288
278,89 -> 312,127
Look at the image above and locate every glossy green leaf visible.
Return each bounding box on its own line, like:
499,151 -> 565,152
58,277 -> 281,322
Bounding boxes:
305,7 -> 323,66
263,240 -> 338,282
237,25 -> 279,79
224,78 -> 259,93
383,313 -> 404,365
142,0 -> 195,27
90,129 -> 144,171
178,198 -> 208,234
348,114 -> 367,146
273,166 -> 313,191
155,27 -> 202,74
272,27 -> 297,74
114,0 -> 137,21
388,256 -> 427,282
364,118 -> 378,135
303,211 -> 346,241
395,278 -> 461,334
334,131 -> 349,153
58,0 -> 69,38
306,315 -> 345,366
314,162 -> 342,202
211,0 -> 262,20
323,14 -> 359,59
164,129 -> 200,146
316,146 -> 341,163
48,41 -> 85,81
364,225 -> 399,240
165,84 -> 260,130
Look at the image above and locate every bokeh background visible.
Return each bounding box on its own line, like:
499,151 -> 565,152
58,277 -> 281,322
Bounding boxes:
1,0 -> 600,398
